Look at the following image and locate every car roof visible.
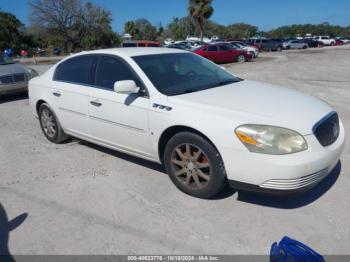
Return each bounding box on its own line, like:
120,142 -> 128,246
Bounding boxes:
75,47 -> 187,58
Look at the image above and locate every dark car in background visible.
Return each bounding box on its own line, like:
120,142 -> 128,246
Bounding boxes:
53,47 -> 62,56
303,39 -> 324,48
0,52 -> 38,96
247,39 -> 283,51
165,43 -> 188,50
194,43 -> 252,63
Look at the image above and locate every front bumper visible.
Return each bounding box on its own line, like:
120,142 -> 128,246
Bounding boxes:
221,121 -> 345,194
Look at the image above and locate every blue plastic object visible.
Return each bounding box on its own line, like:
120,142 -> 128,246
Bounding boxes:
270,236 -> 324,262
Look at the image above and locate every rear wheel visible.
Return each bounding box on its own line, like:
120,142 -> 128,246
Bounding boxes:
164,132 -> 227,198
39,103 -> 69,143
237,54 -> 246,63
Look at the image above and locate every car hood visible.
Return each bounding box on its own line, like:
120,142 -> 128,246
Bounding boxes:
0,63 -> 27,76
167,80 -> 333,135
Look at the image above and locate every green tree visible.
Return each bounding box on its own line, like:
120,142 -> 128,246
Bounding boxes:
166,16 -> 196,40
225,23 -> 258,39
0,12 -> 38,53
188,0 -> 214,40
124,21 -> 138,38
82,2 -> 120,49
29,0 -> 119,52
0,12 -> 23,51
133,18 -> 158,40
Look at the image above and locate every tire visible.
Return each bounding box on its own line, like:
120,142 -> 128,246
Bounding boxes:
237,54 -> 246,63
38,103 -> 69,143
163,132 -> 227,198
302,45 -> 307,49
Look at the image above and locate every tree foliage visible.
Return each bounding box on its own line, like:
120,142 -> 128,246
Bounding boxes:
188,0 -> 214,40
0,11 -> 39,52
267,23 -> 350,38
29,0 -> 120,52
164,16 -> 196,40
124,21 -> 138,37
2,0 -> 350,53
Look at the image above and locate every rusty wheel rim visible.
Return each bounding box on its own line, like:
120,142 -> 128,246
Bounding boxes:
170,143 -> 211,190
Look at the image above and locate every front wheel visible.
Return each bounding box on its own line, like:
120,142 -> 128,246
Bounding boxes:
237,54 -> 246,63
164,132 -> 227,198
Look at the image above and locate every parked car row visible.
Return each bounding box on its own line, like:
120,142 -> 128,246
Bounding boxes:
2,47 -> 62,58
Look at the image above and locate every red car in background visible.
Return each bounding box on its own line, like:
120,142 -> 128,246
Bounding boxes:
194,44 -> 252,63
335,39 -> 344,46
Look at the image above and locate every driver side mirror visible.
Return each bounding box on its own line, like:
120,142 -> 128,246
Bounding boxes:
114,80 -> 140,94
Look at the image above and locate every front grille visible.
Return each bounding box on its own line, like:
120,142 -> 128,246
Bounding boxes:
313,112 -> 339,146
0,75 -> 14,84
13,73 -> 26,82
260,168 -> 329,190
0,73 -> 26,84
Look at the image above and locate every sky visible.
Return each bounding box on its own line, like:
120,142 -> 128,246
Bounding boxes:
0,0 -> 349,33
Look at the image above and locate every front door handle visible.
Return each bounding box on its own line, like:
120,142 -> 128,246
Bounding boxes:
53,91 -> 61,97
90,100 -> 102,107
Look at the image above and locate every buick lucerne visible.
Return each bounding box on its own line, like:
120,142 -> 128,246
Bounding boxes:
28,48 -> 345,198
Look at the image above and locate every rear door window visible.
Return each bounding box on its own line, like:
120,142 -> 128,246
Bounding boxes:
54,55 -> 98,85
207,45 -> 218,51
219,45 -> 231,51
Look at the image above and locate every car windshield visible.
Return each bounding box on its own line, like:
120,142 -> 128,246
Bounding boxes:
0,53 -> 14,65
133,53 -> 241,96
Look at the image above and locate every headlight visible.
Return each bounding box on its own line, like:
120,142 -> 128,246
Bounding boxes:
27,68 -> 39,80
235,125 -> 308,155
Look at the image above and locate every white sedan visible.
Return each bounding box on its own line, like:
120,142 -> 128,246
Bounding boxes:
28,48 -> 345,198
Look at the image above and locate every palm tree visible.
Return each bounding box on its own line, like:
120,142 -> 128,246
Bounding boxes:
124,21 -> 138,38
188,0 -> 214,41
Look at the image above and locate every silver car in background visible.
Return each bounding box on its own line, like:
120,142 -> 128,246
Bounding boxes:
0,53 -> 38,96
283,40 -> 309,49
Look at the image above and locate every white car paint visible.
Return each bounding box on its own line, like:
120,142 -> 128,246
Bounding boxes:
28,48 -> 345,193
315,36 -> 336,46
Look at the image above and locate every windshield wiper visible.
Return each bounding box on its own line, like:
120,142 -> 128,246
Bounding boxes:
216,79 -> 238,86
167,89 -> 199,96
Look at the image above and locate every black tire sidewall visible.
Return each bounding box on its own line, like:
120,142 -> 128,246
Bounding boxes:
164,132 -> 227,198
39,103 -> 66,143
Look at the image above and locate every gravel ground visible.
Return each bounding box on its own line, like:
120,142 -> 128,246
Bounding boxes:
0,46 -> 349,255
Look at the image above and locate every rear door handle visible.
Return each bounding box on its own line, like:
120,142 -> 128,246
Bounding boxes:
90,100 -> 102,107
53,91 -> 61,97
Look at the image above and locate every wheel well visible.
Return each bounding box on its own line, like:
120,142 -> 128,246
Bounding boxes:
36,100 -> 47,114
158,125 -> 218,163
